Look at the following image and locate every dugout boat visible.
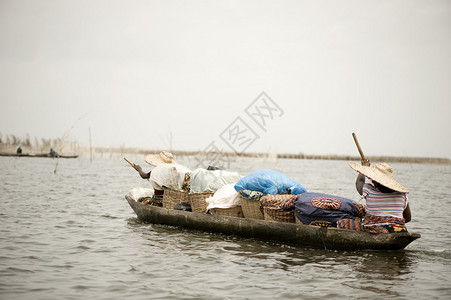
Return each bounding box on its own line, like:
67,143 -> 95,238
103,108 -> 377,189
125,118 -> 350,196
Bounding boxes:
126,195 -> 420,251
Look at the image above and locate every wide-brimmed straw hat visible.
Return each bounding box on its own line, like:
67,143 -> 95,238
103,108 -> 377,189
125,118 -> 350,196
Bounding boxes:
145,151 -> 177,166
348,162 -> 409,193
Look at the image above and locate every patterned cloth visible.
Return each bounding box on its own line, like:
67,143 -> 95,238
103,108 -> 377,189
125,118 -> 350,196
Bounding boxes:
138,197 -> 152,204
336,213 -> 407,234
336,218 -> 364,231
309,220 -> 334,227
239,190 -> 265,202
353,202 -> 366,218
361,214 -> 407,234
141,195 -> 164,207
260,194 -> 298,210
182,172 -> 191,191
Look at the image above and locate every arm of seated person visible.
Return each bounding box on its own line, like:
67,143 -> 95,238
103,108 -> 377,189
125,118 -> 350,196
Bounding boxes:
403,203 -> 411,223
355,159 -> 370,195
355,173 -> 366,195
133,164 -> 151,179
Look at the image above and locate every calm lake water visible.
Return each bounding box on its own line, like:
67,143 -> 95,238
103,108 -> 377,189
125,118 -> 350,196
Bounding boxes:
1,154 -> 450,299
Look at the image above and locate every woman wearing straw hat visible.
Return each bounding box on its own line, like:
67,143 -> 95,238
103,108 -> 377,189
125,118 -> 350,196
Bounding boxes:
130,151 -> 183,206
132,151 -> 177,178
349,159 -> 412,233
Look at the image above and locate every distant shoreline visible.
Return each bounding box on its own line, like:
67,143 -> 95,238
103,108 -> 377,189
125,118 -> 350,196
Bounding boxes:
1,144 -> 449,164
94,147 -> 451,165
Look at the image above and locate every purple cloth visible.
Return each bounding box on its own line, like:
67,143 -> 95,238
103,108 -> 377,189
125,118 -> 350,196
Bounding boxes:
295,192 -> 362,225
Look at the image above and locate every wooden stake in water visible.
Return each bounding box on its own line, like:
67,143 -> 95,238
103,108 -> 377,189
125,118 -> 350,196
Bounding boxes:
89,127 -> 93,162
53,113 -> 88,174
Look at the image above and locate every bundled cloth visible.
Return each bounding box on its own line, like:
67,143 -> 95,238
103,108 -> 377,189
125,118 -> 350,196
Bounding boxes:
240,190 -> 265,202
336,213 -> 408,233
234,170 -> 307,195
190,168 -> 242,193
362,214 -> 407,233
149,164 -> 191,191
295,192 -> 366,227
127,187 -> 162,206
127,187 -> 154,202
260,194 -> 299,223
206,184 -> 241,210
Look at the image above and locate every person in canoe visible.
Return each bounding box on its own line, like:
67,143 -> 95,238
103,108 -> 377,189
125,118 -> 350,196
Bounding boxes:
349,159 -> 412,233
128,151 -> 190,208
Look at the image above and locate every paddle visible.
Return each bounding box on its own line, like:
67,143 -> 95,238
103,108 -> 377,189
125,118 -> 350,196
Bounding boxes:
124,157 -> 139,171
124,157 -> 151,179
352,132 -> 369,165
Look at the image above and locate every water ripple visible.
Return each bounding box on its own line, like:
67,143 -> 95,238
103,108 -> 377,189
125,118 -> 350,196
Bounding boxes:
1,156 -> 450,300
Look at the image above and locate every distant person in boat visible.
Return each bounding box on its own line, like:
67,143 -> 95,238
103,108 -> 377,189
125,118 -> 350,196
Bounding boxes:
131,151 -> 190,207
16,145 -> 22,154
49,148 -> 57,157
349,160 -> 411,233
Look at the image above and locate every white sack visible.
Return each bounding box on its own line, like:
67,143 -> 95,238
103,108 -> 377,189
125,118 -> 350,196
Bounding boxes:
149,163 -> 191,190
190,168 -> 242,193
128,187 -> 154,201
206,184 -> 241,210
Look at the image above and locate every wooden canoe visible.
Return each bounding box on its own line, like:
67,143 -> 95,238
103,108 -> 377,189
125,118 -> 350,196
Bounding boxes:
126,195 -> 421,251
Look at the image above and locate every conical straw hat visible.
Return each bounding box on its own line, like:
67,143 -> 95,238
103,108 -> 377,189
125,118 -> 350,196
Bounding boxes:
145,151 -> 177,166
348,162 -> 409,193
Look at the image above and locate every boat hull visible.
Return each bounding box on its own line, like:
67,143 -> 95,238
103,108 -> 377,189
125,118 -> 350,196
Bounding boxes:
126,196 -> 420,251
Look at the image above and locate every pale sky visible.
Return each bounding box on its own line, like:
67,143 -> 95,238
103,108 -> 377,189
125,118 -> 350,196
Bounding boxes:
1,0 -> 450,158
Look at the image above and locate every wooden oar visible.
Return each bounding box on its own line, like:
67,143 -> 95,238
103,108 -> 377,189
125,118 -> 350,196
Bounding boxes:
124,157 -> 138,170
352,132 -> 368,163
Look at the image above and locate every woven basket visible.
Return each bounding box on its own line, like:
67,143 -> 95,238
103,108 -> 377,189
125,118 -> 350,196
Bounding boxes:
263,208 -> 295,223
240,196 -> 264,219
163,188 -> 189,210
210,206 -> 244,218
189,192 -> 214,213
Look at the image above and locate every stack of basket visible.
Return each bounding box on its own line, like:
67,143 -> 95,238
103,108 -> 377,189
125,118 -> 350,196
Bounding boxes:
189,191 -> 214,213
263,207 -> 295,223
163,188 -> 213,213
239,190 -> 264,220
260,194 -> 297,223
162,188 -> 190,209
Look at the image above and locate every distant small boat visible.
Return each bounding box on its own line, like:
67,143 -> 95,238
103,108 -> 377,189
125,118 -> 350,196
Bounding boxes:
0,153 -> 78,158
33,153 -> 79,158
126,195 -> 421,251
